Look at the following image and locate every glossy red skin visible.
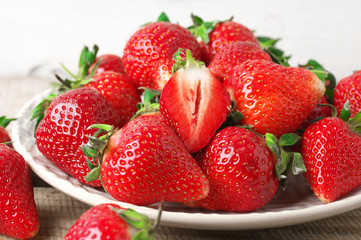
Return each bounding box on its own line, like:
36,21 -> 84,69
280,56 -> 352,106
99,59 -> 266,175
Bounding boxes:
208,41 -> 272,82
85,71 -> 141,126
0,144 -> 40,239
159,67 -> 231,153
184,127 -> 278,212
301,117 -> 361,203
334,70 -> 361,118
298,96 -> 332,132
36,88 -> 121,187
0,126 -> 11,143
223,59 -> 325,137
64,204 -> 131,240
122,22 -> 202,90
200,21 -> 260,65
101,113 -> 209,206
89,54 -> 125,75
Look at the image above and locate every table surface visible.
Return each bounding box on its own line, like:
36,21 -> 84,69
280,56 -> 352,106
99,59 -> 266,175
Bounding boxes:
2,76 -> 361,240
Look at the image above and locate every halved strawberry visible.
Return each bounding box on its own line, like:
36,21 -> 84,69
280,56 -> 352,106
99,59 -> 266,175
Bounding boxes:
159,49 -> 231,153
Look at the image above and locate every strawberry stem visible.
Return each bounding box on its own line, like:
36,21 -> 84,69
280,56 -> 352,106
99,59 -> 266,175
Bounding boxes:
172,48 -> 205,74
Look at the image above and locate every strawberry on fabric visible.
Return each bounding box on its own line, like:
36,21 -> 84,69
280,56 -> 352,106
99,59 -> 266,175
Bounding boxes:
189,14 -> 260,65
35,88 -> 121,187
223,59 -> 325,137
333,70 -> 361,118
301,104 -> 361,203
85,71 -> 141,126
159,49 -> 231,153
0,116 -> 15,144
208,41 -> 272,82
82,112 -> 209,206
64,203 -> 160,240
122,12 -> 202,90
88,54 -> 125,75
0,144 -> 40,239
184,127 -> 305,212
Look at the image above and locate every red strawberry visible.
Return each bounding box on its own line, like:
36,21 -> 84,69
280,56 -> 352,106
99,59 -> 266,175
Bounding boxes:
223,59 -> 325,137
0,144 -> 40,239
64,203 -> 159,240
35,88 -> 121,187
122,13 -> 202,90
298,96 -> 332,133
184,127 -> 278,212
0,116 -> 15,144
183,127 -> 304,212
301,109 -> 361,203
208,41 -> 272,82
85,71 -> 141,126
189,15 -> 260,65
333,70 -> 361,118
83,112 -> 209,206
159,50 -> 231,153
88,54 -> 125,75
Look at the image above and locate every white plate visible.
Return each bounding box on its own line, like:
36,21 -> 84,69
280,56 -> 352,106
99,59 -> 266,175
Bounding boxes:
11,90 -> 361,230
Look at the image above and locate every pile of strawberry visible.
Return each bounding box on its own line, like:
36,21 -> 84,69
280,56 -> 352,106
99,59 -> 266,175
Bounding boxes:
2,12 -> 361,239
32,12 -> 361,210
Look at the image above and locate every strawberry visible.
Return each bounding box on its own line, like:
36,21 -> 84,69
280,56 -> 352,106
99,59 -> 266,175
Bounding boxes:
0,116 -> 15,144
83,111 -> 209,206
88,54 -> 125,75
183,127 -> 304,212
35,88 -> 121,187
208,41 -> 272,82
85,71 -> 141,126
223,59 -> 325,137
189,14 -> 260,65
122,12 -> 202,90
159,50 -> 231,153
333,70 -> 361,118
298,96 -> 332,133
64,203 -> 160,240
0,144 -> 40,239
301,105 -> 361,203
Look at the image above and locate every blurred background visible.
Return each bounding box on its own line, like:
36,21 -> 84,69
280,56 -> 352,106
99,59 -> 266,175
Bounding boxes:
1,0 -> 361,80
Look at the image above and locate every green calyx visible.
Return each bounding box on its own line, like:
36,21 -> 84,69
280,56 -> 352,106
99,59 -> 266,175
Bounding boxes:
172,48 -> 205,74
299,59 -> 336,104
188,14 -> 221,43
82,124 -> 115,182
131,88 -> 161,120
265,133 -> 306,189
110,201 -> 163,240
257,36 -> 291,67
340,101 -> 361,136
31,45 -> 100,132
142,12 -> 170,26
0,116 -> 16,128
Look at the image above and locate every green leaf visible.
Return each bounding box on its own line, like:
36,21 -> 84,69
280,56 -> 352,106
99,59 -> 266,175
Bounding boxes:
347,111 -> 361,135
87,123 -> 114,132
257,36 -> 280,49
278,133 -> 301,147
191,13 -> 204,26
292,152 -> 306,175
265,133 -> 280,161
0,116 -> 16,128
157,12 -> 170,22
82,144 -> 99,159
276,149 -> 292,179
340,101 -> 351,121
85,166 -> 101,182
310,69 -> 329,84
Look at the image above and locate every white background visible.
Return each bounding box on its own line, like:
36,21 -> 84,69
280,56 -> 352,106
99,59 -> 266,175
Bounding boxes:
1,0 -> 361,81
